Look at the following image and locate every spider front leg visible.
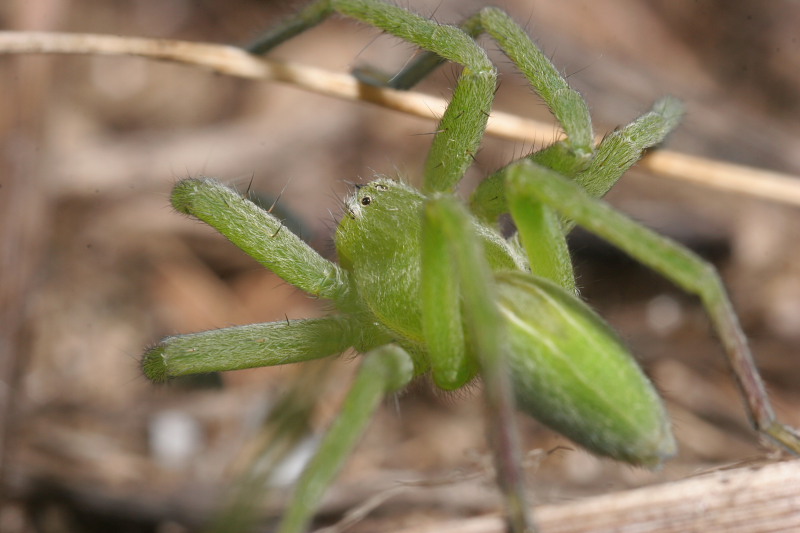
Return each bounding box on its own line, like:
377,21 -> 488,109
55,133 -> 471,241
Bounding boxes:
169,178 -> 353,303
505,160 -> 800,455
349,7 -> 595,170
472,96 -> 685,225
144,316 -> 363,381
489,96 -> 686,297
248,0 -> 498,193
421,196 -> 534,533
141,178 -> 390,380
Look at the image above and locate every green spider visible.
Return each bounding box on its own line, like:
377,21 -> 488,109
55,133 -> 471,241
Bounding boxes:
142,1 -> 800,532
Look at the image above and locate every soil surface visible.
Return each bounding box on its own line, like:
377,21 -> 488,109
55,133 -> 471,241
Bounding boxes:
3,1 -> 800,532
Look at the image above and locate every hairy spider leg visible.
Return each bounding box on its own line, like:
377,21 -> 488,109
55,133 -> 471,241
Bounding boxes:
353,7 -> 685,298
277,344 -> 414,533
246,0 -> 498,194
170,178 -> 353,302
471,96 -> 684,223
344,8 -> 594,172
504,159 -> 800,456
475,97 -> 685,296
421,196 -> 535,533
141,178 -> 382,381
144,315 -> 360,381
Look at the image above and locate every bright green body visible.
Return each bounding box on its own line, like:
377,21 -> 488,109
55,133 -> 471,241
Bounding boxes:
141,2 -> 800,532
335,178 -> 672,464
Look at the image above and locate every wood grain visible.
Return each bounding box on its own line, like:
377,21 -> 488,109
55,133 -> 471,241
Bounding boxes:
396,459 -> 800,533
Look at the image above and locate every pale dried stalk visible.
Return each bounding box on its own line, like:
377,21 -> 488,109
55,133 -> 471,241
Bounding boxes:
2,31 -> 800,207
394,459 -> 800,533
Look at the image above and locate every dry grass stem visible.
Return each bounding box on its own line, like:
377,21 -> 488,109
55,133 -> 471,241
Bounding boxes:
2,30 -> 800,207
393,459 -> 800,533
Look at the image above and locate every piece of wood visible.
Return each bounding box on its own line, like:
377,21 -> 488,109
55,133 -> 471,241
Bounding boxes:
396,459 -> 800,533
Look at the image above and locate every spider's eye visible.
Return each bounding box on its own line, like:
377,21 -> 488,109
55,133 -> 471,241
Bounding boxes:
361,196 -> 372,206
375,184 -> 388,191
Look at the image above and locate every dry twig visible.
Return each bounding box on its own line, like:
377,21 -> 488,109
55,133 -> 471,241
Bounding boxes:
2,31 -> 800,207
395,459 -> 800,533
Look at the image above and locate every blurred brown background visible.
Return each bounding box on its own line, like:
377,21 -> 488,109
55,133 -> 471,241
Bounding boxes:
2,0 -> 800,531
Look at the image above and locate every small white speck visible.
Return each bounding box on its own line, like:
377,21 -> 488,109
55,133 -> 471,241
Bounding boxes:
149,409 -> 202,470
269,436 -> 320,487
646,294 -> 683,337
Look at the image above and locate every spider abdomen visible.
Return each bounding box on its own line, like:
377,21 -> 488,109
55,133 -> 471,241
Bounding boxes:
496,271 -> 676,466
